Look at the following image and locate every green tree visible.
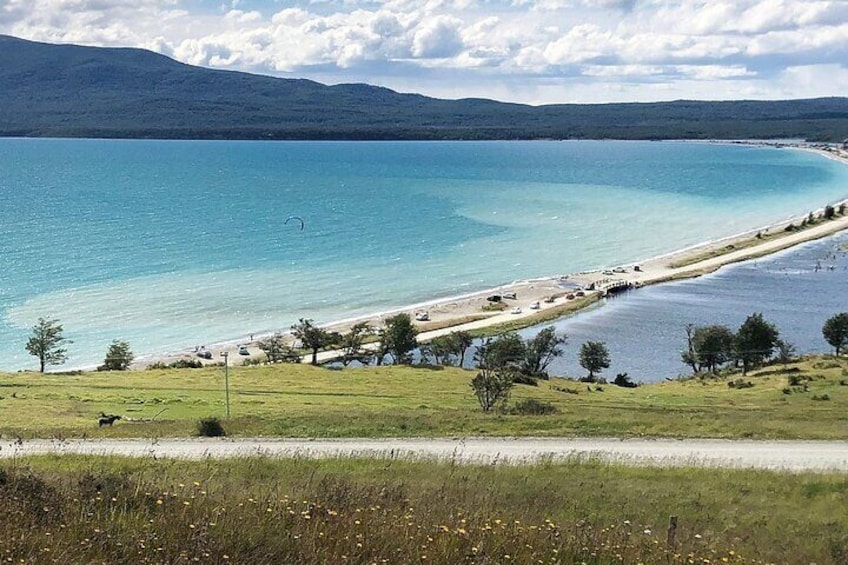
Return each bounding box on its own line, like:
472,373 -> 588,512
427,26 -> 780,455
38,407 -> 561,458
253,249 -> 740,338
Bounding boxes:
774,339 -> 796,369
681,324 -> 699,373
291,318 -> 336,366
470,368 -> 514,412
338,322 -> 375,367
470,338 -> 514,411
257,333 -> 300,364
822,312 -> 848,355
735,313 -> 779,374
579,341 -> 610,383
26,317 -> 71,373
521,326 -> 567,378
380,313 -> 418,365
100,339 -> 133,371
481,332 -> 525,371
451,331 -> 474,367
421,335 -> 457,366
692,325 -> 735,373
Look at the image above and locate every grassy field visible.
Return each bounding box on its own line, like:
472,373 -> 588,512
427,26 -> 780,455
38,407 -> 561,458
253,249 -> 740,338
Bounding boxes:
2,356 -> 847,439
2,455 -> 847,564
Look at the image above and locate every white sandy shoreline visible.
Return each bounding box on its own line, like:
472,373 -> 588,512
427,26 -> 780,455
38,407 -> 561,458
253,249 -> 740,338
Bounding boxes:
131,141 -> 848,369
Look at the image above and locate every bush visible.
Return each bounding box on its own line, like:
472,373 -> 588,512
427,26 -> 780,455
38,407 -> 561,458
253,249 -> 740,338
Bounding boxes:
613,372 -> 638,388
197,417 -> 226,437
812,394 -> 831,401
788,374 -> 805,387
470,370 -> 514,412
824,205 -> 835,219
510,399 -> 558,415
728,379 -> 754,389
147,359 -> 205,370
512,373 -> 539,386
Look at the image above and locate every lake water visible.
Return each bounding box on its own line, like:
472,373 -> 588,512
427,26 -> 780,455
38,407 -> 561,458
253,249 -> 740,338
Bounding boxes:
524,232 -> 848,382
1,139 -> 847,371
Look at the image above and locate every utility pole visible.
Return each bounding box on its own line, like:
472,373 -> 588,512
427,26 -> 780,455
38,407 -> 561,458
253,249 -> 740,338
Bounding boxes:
221,351 -> 230,418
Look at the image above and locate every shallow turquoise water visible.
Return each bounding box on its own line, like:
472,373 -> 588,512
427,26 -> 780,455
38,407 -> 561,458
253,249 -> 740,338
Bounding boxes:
1,139 -> 846,370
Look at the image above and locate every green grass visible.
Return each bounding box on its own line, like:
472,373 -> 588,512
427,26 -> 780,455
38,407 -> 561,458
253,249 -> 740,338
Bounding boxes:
2,356 -> 848,439
2,455 -> 847,564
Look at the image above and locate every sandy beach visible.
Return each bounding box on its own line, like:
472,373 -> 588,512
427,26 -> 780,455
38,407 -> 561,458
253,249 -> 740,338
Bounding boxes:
136,143 -> 848,369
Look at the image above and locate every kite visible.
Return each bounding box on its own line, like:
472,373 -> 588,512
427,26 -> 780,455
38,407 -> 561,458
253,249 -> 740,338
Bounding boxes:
284,215 -> 305,231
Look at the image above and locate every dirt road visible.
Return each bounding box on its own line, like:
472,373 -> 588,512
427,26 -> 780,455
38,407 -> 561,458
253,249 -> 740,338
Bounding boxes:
2,437 -> 847,472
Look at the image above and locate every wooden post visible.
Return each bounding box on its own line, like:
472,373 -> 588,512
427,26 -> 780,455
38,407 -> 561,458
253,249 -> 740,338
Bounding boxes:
667,515 -> 678,548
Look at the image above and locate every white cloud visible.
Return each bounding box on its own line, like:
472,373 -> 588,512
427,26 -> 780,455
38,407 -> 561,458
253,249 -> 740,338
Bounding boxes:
0,0 -> 846,103
411,15 -> 464,58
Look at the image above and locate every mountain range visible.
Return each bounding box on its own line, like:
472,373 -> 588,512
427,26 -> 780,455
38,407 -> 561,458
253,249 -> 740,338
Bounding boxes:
1,34 -> 847,141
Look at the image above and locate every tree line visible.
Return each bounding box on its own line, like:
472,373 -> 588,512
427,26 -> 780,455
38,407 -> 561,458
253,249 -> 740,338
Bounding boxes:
19,311 -> 848,380
682,312 -> 848,375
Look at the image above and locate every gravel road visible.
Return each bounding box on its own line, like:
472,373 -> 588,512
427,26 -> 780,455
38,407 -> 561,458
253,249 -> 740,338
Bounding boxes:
2,437 -> 847,472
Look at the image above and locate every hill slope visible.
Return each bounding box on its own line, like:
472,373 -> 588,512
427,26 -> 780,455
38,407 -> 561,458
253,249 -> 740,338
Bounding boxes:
1,34 -> 847,140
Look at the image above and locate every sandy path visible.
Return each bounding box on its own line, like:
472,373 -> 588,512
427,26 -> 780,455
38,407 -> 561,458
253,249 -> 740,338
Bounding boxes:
2,437 -> 847,472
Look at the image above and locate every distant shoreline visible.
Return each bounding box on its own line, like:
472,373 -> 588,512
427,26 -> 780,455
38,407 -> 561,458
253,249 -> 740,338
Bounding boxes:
134,141 -> 848,369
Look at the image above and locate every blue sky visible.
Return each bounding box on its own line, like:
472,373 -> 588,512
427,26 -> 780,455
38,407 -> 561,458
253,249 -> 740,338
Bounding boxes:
2,1 -> 848,104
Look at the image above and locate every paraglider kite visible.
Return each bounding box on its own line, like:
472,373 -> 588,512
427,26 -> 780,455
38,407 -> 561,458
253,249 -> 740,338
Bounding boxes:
284,215 -> 305,231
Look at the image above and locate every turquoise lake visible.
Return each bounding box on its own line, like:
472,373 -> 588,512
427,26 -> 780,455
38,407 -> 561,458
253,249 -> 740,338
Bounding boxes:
1,139 -> 847,371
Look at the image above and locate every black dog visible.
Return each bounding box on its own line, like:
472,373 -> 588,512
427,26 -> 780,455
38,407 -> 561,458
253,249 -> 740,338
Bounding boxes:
98,413 -> 122,427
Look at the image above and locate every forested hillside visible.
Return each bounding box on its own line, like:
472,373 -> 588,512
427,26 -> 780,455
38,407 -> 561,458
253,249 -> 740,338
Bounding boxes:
1,35 -> 846,141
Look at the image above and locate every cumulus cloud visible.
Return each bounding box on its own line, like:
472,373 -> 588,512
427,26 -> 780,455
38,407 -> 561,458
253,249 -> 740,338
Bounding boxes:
411,15 -> 464,58
0,0 -> 846,103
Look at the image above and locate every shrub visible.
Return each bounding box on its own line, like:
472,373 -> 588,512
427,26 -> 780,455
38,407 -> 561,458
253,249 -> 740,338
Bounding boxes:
613,372 -> 638,388
812,394 -> 831,401
824,205 -> 835,219
512,373 -> 539,386
147,358 -> 204,370
511,399 -> 558,415
470,370 -> 514,412
728,379 -> 754,389
788,374 -> 805,387
197,417 -> 226,437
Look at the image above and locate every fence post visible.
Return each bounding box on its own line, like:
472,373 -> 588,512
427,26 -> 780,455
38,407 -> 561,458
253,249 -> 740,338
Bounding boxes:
667,515 -> 678,548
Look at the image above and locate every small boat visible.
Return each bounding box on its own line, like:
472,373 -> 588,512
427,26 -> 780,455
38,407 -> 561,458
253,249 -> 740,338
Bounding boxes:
510,307 -> 522,315
543,296 -> 556,303
486,295 -> 502,303
503,292 -> 517,300
529,301 -> 540,310
238,346 -> 250,356
566,293 -> 575,300
576,290 -> 585,297
197,348 -> 212,360
415,312 -> 430,322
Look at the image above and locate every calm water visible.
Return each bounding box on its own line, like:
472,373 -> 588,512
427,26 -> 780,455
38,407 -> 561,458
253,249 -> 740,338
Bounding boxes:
528,232 -> 848,382
1,139 -> 847,371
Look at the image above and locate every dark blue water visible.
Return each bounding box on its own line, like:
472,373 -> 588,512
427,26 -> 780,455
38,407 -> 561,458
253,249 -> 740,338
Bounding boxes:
526,233 -> 848,382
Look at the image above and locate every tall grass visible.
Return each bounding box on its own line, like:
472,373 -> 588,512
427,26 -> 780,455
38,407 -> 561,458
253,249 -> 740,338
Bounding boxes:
2,356 -> 848,440
1,456 -> 846,564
